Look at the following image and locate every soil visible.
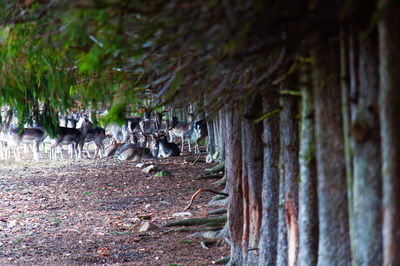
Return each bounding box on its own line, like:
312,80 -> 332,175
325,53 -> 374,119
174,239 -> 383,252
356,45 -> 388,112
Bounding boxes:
0,145 -> 229,265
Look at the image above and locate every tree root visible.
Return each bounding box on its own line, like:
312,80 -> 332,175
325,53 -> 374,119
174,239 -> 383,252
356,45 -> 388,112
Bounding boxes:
205,161 -> 225,173
161,215 -> 227,228
195,174 -> 224,180
214,256 -> 230,264
184,189 -> 229,210
213,175 -> 226,188
207,208 -> 227,216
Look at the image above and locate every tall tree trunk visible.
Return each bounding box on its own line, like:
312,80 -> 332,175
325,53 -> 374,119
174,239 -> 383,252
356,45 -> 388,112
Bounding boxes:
349,26 -> 382,265
277,122 -> 288,266
204,98 -> 216,159
281,93 -> 300,266
225,104 -> 243,265
241,95 -> 264,264
298,61 -> 318,266
258,92 -> 280,265
219,109 -> 226,162
310,26 -> 351,265
378,1 -> 400,264
340,27 -> 355,261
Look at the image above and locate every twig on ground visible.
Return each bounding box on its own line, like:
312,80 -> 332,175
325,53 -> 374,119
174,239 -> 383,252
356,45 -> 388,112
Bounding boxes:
184,189 -> 229,210
192,154 -> 201,165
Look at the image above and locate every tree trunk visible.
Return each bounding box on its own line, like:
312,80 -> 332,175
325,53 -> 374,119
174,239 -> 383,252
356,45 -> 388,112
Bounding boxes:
378,1 -> 400,264
225,104 -> 243,265
277,124 -> 288,266
310,27 -> 351,265
349,26 -> 383,265
219,109 -> 226,162
281,93 -> 300,266
298,62 -> 318,266
241,95 -> 264,264
258,92 -> 280,265
340,27 -> 355,261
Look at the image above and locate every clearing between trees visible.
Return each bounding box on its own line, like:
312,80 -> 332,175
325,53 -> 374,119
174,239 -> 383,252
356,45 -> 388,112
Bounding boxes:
0,151 -> 229,265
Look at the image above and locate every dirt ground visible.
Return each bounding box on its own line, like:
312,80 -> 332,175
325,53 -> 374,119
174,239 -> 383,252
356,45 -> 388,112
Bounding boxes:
0,145 -> 229,265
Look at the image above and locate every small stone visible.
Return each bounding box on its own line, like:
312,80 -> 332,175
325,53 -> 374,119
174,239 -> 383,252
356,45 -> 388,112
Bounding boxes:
142,165 -> 157,174
139,221 -> 159,232
172,212 -> 192,217
145,203 -> 151,209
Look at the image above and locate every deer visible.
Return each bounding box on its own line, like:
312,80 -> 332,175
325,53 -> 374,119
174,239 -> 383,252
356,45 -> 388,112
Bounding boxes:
49,117 -> 92,159
103,138 -> 124,157
190,119 -> 208,154
168,120 -> 193,153
5,126 -> 47,161
151,132 -> 180,157
116,143 -> 156,162
80,125 -> 106,159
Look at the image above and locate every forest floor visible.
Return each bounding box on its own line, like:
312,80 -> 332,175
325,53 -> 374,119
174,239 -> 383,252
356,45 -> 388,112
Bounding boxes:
0,145 -> 229,265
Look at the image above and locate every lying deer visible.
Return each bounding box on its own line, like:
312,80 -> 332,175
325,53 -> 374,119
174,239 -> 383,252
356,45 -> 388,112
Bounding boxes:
103,138 -> 124,157
151,133 -> 180,157
116,143 -> 156,162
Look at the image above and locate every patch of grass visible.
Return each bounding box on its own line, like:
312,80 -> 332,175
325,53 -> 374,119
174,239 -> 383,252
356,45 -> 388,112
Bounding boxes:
109,230 -> 132,236
50,219 -> 61,224
83,191 -> 91,195
179,240 -> 193,244
13,238 -> 23,244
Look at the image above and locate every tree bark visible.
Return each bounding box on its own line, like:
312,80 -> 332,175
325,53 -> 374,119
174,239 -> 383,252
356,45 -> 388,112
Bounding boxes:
298,62 -> 318,266
258,92 -> 280,265
310,26 -> 351,265
281,93 -> 300,266
277,123 -> 288,266
378,1 -> 400,264
349,26 -> 383,265
219,109 -> 226,162
241,95 -> 264,264
225,104 -> 243,265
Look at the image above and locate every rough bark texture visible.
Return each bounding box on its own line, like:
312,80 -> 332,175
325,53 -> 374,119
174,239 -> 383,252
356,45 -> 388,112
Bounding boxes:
225,105 -> 243,266
219,109 -> 226,162
378,1 -> 400,265
310,28 -> 351,265
281,94 -> 300,266
241,95 -> 264,265
350,27 -> 382,265
277,128 -> 288,266
241,135 -> 250,264
341,27 -> 355,261
258,93 -> 280,265
298,63 -> 318,266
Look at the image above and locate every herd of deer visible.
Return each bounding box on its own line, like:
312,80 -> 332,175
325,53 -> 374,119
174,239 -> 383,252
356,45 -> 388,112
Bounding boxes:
0,111 -> 208,162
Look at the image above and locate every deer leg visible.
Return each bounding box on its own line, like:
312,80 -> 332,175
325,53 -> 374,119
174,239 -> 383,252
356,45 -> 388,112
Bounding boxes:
33,142 -> 40,161
187,137 -> 192,152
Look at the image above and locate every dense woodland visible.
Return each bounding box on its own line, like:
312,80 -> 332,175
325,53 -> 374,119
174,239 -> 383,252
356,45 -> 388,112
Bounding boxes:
1,0 -> 399,265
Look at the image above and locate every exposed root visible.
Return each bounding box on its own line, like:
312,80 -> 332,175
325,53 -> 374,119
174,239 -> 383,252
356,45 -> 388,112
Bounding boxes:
213,175 -> 226,188
184,189 -> 229,211
205,161 -> 225,173
161,215 -> 227,228
196,174 -> 224,180
207,208 -> 227,216
214,256 -> 230,264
